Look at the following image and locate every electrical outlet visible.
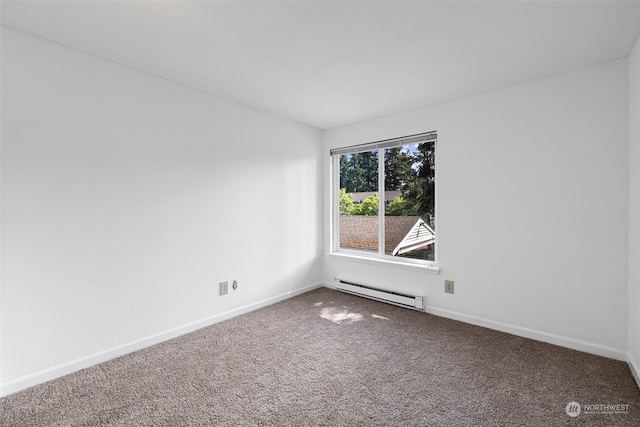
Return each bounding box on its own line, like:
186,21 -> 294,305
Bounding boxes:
219,281 -> 228,295
445,280 -> 454,294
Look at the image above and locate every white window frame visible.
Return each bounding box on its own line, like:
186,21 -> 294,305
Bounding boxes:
329,132 -> 439,274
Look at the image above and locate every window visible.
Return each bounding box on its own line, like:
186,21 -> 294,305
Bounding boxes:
331,132 -> 436,266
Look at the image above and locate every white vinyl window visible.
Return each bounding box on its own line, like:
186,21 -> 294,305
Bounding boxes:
331,132 -> 437,268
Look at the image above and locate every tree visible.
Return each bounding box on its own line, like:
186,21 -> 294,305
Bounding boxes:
339,156 -> 350,191
341,151 -> 379,193
346,153 -> 366,192
354,193 -> 379,216
358,151 -> 379,192
401,141 -> 435,220
338,142 -> 434,220
339,188 -> 355,215
384,147 -> 414,191
385,196 -> 410,216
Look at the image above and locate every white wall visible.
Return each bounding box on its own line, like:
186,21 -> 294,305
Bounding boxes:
323,59 -> 629,359
629,36 -> 640,382
0,27 -> 322,393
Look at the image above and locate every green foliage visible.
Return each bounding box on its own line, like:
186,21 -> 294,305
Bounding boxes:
385,196 -> 410,216
401,141 -> 435,220
339,188 -> 355,215
338,140 -> 435,220
354,193 -> 379,216
339,156 -> 350,190
384,147 -> 414,191
340,151 -> 379,193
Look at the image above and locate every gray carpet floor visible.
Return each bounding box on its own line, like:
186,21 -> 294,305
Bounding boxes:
1,287 -> 639,426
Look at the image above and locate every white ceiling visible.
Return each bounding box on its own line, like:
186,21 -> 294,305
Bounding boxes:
2,1 -> 640,130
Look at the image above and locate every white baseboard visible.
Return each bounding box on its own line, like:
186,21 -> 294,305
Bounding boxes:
422,305 -> 627,361
628,352 -> 640,389
324,282 -> 627,362
0,282 -> 322,398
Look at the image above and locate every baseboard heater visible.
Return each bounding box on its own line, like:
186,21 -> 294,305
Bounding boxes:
334,279 -> 425,311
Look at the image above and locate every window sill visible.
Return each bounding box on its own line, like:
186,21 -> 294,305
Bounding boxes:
326,252 -> 440,275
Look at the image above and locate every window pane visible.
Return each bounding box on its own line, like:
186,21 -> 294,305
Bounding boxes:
338,150 -> 379,254
384,141 -> 435,261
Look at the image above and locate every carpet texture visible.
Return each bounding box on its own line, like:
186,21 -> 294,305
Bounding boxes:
1,287 -> 639,426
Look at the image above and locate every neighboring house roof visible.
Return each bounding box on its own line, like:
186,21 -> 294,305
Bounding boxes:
339,215 -> 380,252
391,218 -> 436,256
350,191 -> 402,203
339,215 -> 435,255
